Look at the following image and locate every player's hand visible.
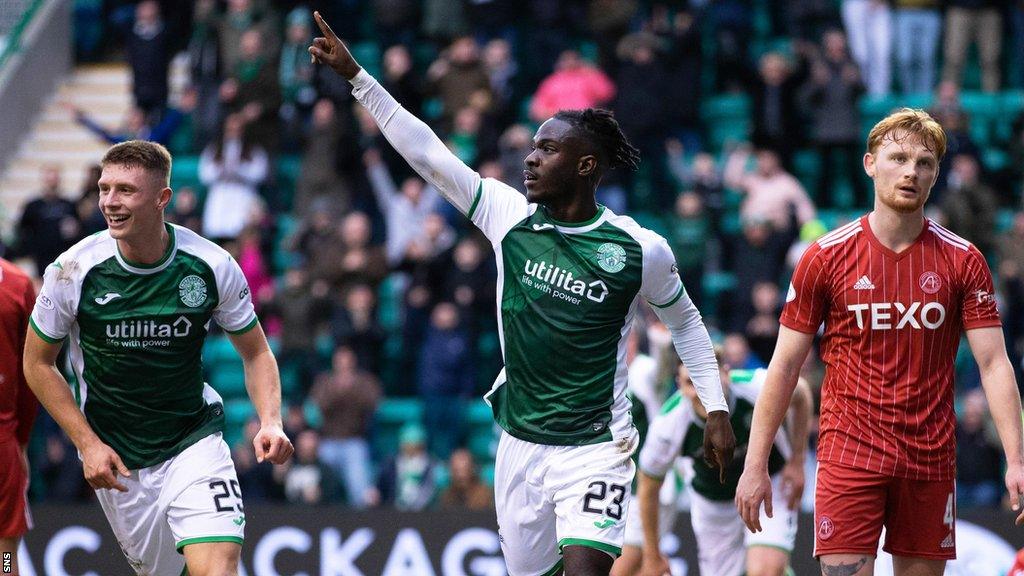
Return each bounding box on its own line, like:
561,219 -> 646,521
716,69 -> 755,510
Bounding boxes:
781,459 -> 805,510
639,550 -> 672,576
254,423 -> 294,465
308,11 -> 362,80
704,410 -> 736,484
735,467 -> 772,533
81,440 -> 130,492
1006,462 -> 1024,526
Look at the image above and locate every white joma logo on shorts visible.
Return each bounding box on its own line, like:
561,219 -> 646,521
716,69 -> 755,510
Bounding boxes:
847,302 -> 946,330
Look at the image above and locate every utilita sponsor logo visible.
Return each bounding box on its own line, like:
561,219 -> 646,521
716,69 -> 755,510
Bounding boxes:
105,316 -> 192,339
523,259 -> 607,304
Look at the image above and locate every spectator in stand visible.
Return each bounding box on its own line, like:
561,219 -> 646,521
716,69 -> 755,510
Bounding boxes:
377,423 -> 440,511
841,0 -> 892,95
893,0 -> 941,95
800,28 -> 867,207
665,191 -> 710,310
421,0 -> 469,46
529,49 -> 615,123
321,211 -> 388,295
745,281 -> 782,365
220,28 -> 281,156
330,283 -> 386,377
294,99 -> 352,217
232,226 -> 275,315
998,213 -> 1024,387
372,0 -> 419,50
199,112 -> 269,243
942,0 -> 1004,92
784,0 -> 841,42
69,101 -> 186,146
744,50 -> 809,170
75,164 -> 106,236
310,345 -> 382,509
446,106 -> 491,167
218,0 -> 279,75
15,165 -> 80,277
497,124 -> 533,194
722,332 -> 766,371
427,36 -> 492,125
381,44 -> 425,117
1011,1 -> 1024,90
38,426 -> 88,502
724,143 -> 816,235
666,143 -> 725,234
706,0 -> 754,92
482,39 -> 520,126
417,302 -> 475,459
725,216 -> 791,331
187,0 -> 222,146
265,268 -> 331,397
586,0 -> 636,75
365,148 -> 440,267
654,5 -> 704,152
928,80 -> 981,197
123,0 -> 171,117
279,9 -> 317,150
439,448 -> 493,510
283,429 -> 342,505
166,186 -> 202,233
939,154 -> 998,255
955,390 -> 1004,507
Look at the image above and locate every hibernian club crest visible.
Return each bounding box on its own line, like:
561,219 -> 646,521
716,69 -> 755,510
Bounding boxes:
595,243 -> 627,273
179,275 -> 207,307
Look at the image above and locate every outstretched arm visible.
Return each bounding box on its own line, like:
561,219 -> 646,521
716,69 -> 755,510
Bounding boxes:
228,323 -> 294,465
309,12 -> 480,214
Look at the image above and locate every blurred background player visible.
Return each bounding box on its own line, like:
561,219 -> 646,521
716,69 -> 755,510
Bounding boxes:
628,355 -> 811,576
309,12 -> 735,575
737,109 -> 1024,576
0,258 -> 38,576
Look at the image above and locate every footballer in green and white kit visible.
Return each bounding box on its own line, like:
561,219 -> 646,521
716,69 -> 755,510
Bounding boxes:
638,368 -> 812,576
325,20 -> 736,574
24,141 -> 292,576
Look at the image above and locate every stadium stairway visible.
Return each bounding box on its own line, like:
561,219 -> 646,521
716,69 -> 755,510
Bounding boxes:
0,62 -> 132,235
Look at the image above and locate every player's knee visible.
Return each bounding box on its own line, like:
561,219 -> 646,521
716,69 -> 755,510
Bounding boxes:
746,564 -> 788,576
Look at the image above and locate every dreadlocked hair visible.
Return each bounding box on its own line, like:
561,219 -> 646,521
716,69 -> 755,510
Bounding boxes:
554,108 -> 641,172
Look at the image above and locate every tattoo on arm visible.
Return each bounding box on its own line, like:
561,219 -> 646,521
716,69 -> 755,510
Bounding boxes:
821,557 -> 869,576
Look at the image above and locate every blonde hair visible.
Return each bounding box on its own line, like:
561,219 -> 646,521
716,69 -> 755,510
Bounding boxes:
866,108 -> 947,160
101,140 -> 172,187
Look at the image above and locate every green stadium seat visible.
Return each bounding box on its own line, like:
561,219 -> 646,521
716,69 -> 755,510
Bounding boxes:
208,363 -> 247,399
170,155 -> 204,200
481,463 -> 495,486
351,42 -> 381,77
275,154 -> 302,211
223,399 -> 255,447
376,398 -> 424,425
981,148 -> 1009,171
466,400 -> 492,426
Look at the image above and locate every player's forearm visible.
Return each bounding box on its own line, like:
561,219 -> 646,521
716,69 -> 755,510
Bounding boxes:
979,360 -> 1024,466
746,363 -> 802,470
637,472 -> 665,556
24,362 -> 102,451
349,70 -> 478,214
654,292 -> 728,413
242,349 -> 283,428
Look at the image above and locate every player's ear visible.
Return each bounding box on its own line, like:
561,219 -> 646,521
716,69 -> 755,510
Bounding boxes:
578,154 -> 598,177
158,187 -> 172,210
863,152 -> 875,178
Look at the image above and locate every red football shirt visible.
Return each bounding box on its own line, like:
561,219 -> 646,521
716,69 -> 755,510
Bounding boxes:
0,258 -> 38,445
781,215 -> 1001,480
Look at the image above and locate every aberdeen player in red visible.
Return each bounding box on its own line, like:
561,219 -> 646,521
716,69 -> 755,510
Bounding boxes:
735,108 -> 1024,576
0,257 -> 38,575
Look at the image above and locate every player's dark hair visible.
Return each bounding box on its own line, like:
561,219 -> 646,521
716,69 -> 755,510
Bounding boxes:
101,140 -> 172,187
554,109 -> 641,172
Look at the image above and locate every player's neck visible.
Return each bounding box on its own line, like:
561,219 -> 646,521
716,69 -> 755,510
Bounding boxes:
542,194 -> 599,224
867,208 -> 925,253
118,223 -> 171,265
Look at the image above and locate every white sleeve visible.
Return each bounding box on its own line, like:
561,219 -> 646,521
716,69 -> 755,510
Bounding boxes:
30,260 -> 80,342
349,70 -> 528,243
639,402 -> 690,478
643,237 -> 728,414
212,255 -> 258,334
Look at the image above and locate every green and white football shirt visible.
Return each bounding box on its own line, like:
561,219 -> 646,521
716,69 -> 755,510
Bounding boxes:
349,68 -> 727,449
30,223 -> 257,469
639,369 -> 792,501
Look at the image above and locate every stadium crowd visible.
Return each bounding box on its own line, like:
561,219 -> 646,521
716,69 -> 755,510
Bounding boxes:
4,0 -> 1024,512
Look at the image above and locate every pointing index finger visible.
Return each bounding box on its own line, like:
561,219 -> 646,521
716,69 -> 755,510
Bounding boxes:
313,11 -> 337,40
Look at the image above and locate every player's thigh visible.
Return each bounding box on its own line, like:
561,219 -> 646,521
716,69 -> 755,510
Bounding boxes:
890,555 -> 946,576
814,462 -> 887,559
550,434 -> 637,561
494,432 -> 561,576
182,540 -> 242,576
819,554 -> 875,576
746,546 -> 791,576
95,470 -> 185,575
163,433 -> 245,553
883,476 -> 955,562
562,543 -> 615,575
688,490 -> 745,576
0,439 -> 29,540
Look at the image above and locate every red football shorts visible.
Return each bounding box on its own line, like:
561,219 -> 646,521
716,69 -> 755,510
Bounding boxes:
814,461 -> 956,560
0,438 -> 30,539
